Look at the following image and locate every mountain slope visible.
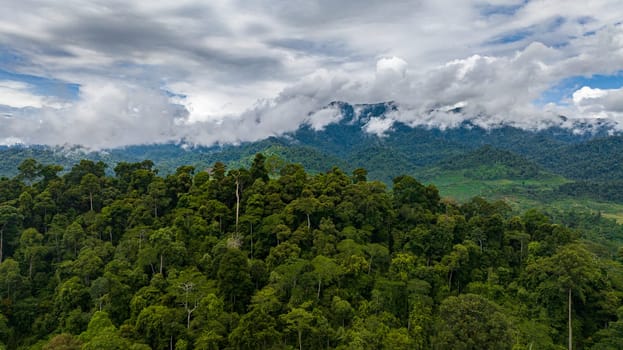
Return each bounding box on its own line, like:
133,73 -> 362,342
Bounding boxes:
437,145 -> 544,180
1,102 -> 620,187
533,135 -> 623,181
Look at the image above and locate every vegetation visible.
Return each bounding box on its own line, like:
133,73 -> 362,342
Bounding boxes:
0,118 -> 617,182
439,145 -> 544,180
0,154 -> 622,349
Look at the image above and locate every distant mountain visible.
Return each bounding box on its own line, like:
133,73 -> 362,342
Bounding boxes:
1,101 -> 621,187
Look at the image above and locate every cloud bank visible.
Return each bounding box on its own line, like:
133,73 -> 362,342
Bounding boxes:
0,0 -> 622,148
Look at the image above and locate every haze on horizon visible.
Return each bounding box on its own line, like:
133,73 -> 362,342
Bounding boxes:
1,0 -> 623,149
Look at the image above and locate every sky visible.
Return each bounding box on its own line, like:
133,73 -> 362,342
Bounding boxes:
1,0 -> 623,149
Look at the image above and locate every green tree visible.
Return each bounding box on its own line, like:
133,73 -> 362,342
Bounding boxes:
147,177 -> 170,219
192,293 -> 227,349
167,267 -> 209,328
0,205 -> 21,263
383,327 -> 413,350
16,227 -> 47,279
34,190 -> 55,233
434,294 -> 513,350
17,158 -> 41,183
0,258 -> 22,300
149,227 -> 186,275
0,313 -> 10,349
229,308 -> 280,350
250,153 -> 270,182
63,221 -> 86,258
287,189 -> 321,230
80,311 -> 135,350
42,333 -> 83,350
525,243 -> 603,349
135,305 -> 182,350
591,306 -> 623,349
281,306 -> 315,350
80,173 -> 101,212
39,164 -> 63,187
217,248 -> 253,313
352,168 -> 368,183
311,255 -> 343,300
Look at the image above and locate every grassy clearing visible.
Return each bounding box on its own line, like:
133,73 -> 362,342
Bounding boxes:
417,169 -> 623,224
418,169 -> 568,203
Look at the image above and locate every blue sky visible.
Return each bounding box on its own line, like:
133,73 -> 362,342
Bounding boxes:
537,72 -> 623,106
1,0 -> 623,148
0,68 -> 80,100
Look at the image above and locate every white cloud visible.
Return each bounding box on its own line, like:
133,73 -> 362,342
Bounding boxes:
0,137 -> 24,146
0,81 -> 46,108
573,86 -> 609,105
376,56 -> 408,78
0,1 -> 622,147
364,117 -> 394,136
571,86 -> 623,122
0,81 -> 187,149
306,106 -> 343,131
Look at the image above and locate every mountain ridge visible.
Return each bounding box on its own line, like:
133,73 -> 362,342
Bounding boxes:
1,102 -> 622,187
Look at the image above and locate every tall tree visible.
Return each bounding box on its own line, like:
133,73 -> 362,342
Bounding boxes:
217,249 -> 253,313
281,306 -> 315,350
250,153 -> 270,182
0,205 -> 21,263
80,173 -> 100,212
525,243 -> 602,350
167,268 -> 209,328
16,228 -> 46,279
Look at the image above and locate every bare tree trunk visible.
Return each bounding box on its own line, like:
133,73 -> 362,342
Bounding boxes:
187,302 -> 197,329
448,270 -> 453,290
317,279 -> 322,300
160,254 -> 164,274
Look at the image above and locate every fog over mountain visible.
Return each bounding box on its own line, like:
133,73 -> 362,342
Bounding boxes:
1,1 -> 622,149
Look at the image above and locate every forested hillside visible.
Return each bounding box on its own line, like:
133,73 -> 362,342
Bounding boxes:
1,103 -> 618,184
1,155 -> 622,349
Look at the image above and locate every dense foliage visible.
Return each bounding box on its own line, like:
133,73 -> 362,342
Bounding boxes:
558,181 -> 623,203
1,155 -> 622,349
439,145 -> 543,180
1,109 -> 620,185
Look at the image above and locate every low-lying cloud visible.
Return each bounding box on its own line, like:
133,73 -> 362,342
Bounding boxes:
0,1 -> 622,149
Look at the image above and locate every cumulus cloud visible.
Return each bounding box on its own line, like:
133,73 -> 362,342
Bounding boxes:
571,86 -> 623,119
0,81 -> 187,148
364,117 -> 394,136
0,81 -> 50,109
306,106 -> 344,131
0,1 -> 622,148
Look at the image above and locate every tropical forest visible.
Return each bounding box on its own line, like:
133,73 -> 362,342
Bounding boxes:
1,153 -> 622,350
